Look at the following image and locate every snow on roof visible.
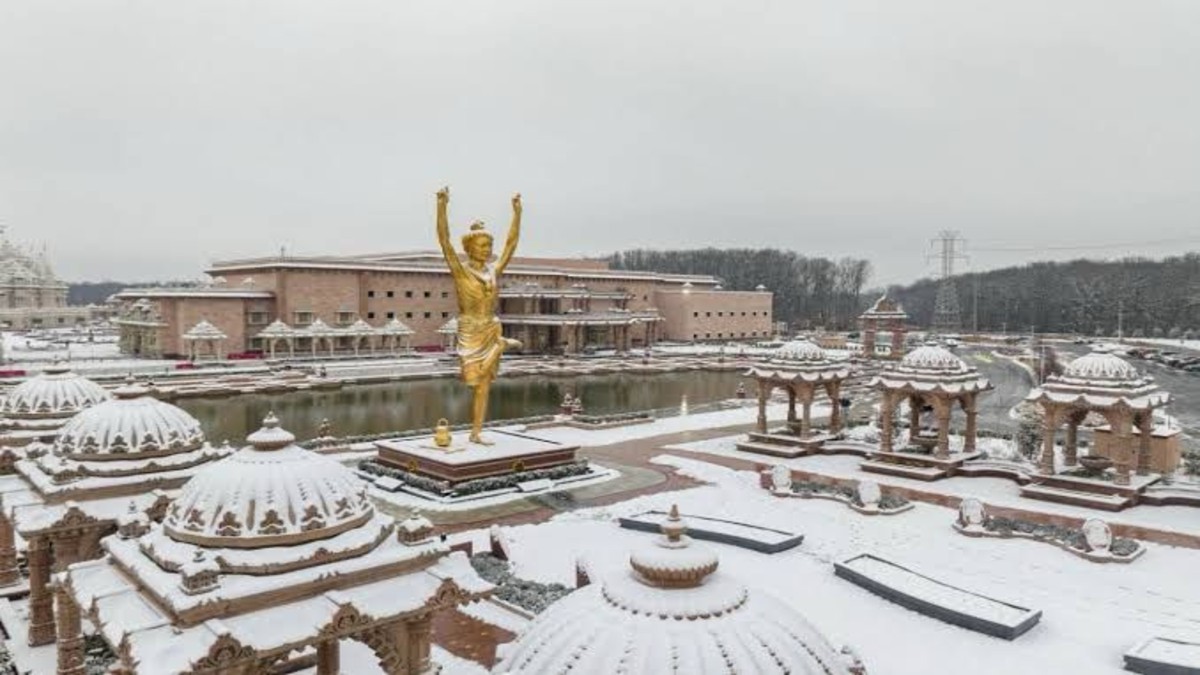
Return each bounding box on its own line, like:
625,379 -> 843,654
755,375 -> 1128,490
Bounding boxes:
495,507 -> 855,675
182,319 -> 228,341
438,317 -> 458,334
1027,349 -> 1170,411
255,319 -> 296,338
860,294 -> 908,320
378,317 -> 415,335
297,317 -> 338,337
0,366 -> 110,418
163,414 -> 374,550
53,384 -> 207,457
870,345 -> 992,395
746,339 -> 852,383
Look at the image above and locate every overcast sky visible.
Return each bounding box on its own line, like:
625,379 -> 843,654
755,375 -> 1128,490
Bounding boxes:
2,1 -> 1199,286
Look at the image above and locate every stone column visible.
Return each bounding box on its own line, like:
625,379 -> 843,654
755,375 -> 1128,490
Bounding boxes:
1112,411 -> 1134,486
934,399 -> 952,459
1137,413 -> 1153,476
862,322 -> 876,359
879,391 -> 895,453
1039,405 -> 1060,475
963,395 -> 978,453
756,381 -> 769,434
405,615 -> 433,675
0,506 -> 19,588
908,396 -> 922,443
890,320 -> 905,358
786,386 -> 797,429
52,532 -> 83,572
827,381 -> 842,434
1064,415 -> 1080,467
800,390 -> 813,438
28,536 -> 56,646
316,639 -> 340,675
55,583 -> 85,675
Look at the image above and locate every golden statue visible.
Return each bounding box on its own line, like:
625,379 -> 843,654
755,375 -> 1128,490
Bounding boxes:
436,186 -> 523,444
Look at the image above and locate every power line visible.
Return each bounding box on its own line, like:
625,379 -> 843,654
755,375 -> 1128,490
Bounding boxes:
972,236 -> 1200,253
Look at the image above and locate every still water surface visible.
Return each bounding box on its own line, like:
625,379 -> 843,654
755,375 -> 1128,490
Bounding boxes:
178,371 -> 747,443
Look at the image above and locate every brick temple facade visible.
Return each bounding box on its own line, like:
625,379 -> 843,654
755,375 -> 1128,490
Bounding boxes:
115,252 -> 774,358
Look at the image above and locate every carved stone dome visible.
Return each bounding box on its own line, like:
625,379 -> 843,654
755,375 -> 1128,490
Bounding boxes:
163,413 -> 374,549
0,364 -> 110,418
54,382 -> 204,457
898,345 -> 967,373
774,339 -> 827,362
1063,350 -> 1141,382
495,507 -> 858,675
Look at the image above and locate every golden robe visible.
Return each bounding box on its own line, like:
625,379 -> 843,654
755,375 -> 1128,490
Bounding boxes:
452,265 -> 509,386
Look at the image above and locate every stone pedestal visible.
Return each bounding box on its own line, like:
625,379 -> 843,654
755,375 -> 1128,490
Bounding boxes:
376,430 -> 579,485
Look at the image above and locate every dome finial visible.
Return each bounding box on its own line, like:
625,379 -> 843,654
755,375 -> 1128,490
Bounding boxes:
246,412 -> 295,451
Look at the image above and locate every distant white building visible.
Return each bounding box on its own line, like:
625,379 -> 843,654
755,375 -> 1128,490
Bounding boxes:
0,227 -> 95,329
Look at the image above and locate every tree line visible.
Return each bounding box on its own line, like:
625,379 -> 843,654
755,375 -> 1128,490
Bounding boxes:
607,248 -> 873,330
887,254 -> 1200,336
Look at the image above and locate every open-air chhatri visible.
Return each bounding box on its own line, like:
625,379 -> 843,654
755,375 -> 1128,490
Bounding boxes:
5,3 -> 1200,673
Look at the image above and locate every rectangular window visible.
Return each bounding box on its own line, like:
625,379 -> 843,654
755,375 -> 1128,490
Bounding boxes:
405,312 -> 413,319
441,291 -> 449,298
367,311 -> 376,319
294,311 -> 313,325
336,311 -> 354,325
386,291 -> 395,298
693,312 -> 699,318
386,311 -> 395,319
423,312 -> 432,319
405,291 -> 413,298
248,311 -> 269,325
718,312 -> 723,317
424,291 -> 431,298
741,312 -> 746,317
367,290 -> 376,298
441,311 -> 449,318
706,312 -> 711,318
705,333 -> 711,339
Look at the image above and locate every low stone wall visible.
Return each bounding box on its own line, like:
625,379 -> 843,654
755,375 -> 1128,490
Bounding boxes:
761,464 -> 1200,550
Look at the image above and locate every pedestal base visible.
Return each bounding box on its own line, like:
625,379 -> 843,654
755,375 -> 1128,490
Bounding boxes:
375,430 -> 579,484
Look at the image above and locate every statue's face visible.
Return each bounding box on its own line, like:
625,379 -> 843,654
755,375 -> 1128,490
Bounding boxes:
467,237 -> 493,262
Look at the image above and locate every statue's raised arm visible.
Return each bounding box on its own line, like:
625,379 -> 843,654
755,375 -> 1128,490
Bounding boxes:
495,193 -> 521,275
435,186 -> 464,276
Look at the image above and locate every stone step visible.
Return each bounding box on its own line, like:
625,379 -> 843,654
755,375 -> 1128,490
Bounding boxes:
1019,484 -> 1130,511
748,432 -> 810,447
860,460 -> 947,481
736,441 -> 807,459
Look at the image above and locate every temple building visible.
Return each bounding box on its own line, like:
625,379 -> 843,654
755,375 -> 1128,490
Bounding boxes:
0,228 -> 98,329
0,379 -> 234,646
53,413 -> 491,674
494,505 -> 865,674
114,252 -> 773,358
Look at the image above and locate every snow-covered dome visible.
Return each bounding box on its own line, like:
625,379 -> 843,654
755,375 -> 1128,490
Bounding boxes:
774,339 -> 826,362
495,506 -> 859,675
54,381 -> 205,457
898,345 -> 967,373
0,364 -> 110,418
1062,350 -> 1140,382
163,413 -> 373,549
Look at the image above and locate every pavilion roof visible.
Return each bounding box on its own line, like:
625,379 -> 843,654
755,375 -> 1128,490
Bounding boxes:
182,319 -> 228,341
1026,349 -> 1170,411
870,345 -> 992,395
255,319 -> 295,339
438,317 -> 458,334
298,318 -> 338,337
378,317 -> 415,336
860,294 -> 908,320
746,340 -> 851,383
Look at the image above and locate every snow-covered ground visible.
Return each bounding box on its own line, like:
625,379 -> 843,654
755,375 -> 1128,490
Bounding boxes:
665,433 -> 1200,538
450,454 -> 1200,675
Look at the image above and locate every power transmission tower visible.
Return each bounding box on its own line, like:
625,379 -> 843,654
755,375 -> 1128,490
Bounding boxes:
928,230 -> 968,334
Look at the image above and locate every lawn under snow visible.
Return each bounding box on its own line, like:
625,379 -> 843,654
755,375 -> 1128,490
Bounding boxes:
449,454 -> 1200,675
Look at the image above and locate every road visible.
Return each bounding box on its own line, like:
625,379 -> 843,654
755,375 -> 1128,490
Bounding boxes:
958,347 -> 1034,435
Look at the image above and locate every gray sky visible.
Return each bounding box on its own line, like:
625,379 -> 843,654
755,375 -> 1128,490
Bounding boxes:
2,0 -> 1199,285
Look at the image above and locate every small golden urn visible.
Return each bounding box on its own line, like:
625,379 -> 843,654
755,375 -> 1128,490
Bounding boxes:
433,418 -> 453,448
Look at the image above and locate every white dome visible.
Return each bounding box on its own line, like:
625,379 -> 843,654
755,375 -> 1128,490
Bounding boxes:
163,413 -> 374,549
1063,350 -> 1140,382
495,507 -> 856,675
899,345 -> 967,372
54,382 -> 205,457
0,365 -> 110,418
774,339 -> 827,362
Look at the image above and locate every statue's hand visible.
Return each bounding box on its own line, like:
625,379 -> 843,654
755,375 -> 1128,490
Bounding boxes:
511,193 -> 522,214
437,186 -> 450,205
